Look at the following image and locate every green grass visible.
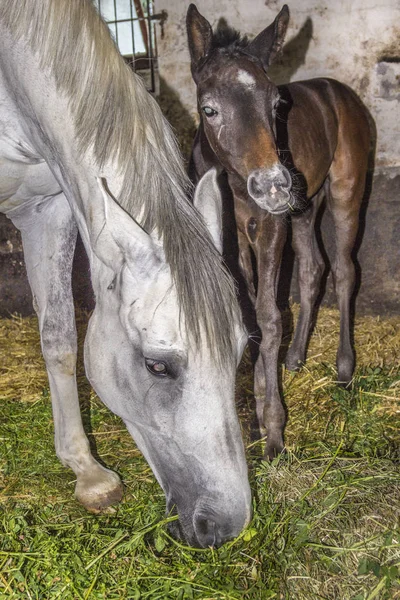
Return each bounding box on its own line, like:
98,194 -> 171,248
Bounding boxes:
1,311 -> 400,599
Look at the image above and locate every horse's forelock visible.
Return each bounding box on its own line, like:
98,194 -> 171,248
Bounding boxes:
211,24 -> 249,51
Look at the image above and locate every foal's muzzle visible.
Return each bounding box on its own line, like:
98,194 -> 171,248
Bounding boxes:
247,165 -> 292,214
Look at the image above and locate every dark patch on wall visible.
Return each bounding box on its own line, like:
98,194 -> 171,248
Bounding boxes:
268,17 -> 313,84
375,61 -> 400,101
0,215 -> 31,316
0,213 -> 94,317
157,77 -> 197,164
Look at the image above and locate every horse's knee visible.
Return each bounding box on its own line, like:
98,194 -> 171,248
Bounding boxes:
42,345 -> 77,376
41,318 -> 77,375
257,307 -> 282,347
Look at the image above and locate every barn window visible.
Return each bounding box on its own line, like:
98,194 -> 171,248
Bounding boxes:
94,0 -> 163,94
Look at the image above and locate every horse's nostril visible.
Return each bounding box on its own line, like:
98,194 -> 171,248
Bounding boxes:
194,515 -> 223,548
248,175 -> 264,199
278,166 -> 292,190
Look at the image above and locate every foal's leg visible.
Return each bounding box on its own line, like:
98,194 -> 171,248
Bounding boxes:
16,193 -> 123,510
285,190 -> 325,371
253,215 -> 288,459
327,175 -> 365,385
237,229 -> 256,305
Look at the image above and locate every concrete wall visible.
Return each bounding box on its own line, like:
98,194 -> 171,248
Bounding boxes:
155,0 -> 400,167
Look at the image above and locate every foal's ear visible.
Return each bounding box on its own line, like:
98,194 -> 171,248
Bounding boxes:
193,168 -> 223,254
186,4 -> 213,79
247,5 -> 289,69
92,178 -> 161,273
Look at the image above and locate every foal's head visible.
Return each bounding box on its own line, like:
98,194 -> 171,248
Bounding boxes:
187,4 -> 297,215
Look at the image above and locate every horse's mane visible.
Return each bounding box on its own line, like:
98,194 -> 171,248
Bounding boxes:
0,0 -> 239,362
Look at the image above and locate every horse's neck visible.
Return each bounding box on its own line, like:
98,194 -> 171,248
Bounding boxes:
0,28 -> 124,273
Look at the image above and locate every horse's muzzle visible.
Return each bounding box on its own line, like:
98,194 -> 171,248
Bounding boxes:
247,165 -> 292,214
167,495 -> 251,548
192,508 -> 244,548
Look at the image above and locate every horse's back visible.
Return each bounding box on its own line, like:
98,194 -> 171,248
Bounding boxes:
302,78 -> 371,181
280,78 -> 370,197
286,77 -> 371,152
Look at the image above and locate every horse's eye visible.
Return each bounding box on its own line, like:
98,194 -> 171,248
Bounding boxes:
273,98 -> 281,111
145,358 -> 169,377
202,106 -> 218,118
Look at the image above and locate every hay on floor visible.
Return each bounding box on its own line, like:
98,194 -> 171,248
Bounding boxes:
0,306 -> 399,417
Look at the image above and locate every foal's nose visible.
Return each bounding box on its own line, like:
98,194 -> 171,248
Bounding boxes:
247,164 -> 292,214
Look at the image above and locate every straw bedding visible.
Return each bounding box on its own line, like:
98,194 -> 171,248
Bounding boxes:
0,306 -> 399,419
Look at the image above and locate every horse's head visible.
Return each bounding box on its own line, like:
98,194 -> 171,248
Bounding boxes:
187,4 -> 299,215
84,173 -> 251,547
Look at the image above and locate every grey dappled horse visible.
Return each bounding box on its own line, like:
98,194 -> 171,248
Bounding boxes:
0,0 -> 251,548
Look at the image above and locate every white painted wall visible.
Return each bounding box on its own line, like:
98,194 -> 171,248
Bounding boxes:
155,0 -> 400,166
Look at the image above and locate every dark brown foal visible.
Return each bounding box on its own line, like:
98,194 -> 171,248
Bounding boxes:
187,4 -> 371,459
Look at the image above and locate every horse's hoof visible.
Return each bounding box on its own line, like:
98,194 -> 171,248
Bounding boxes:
337,355 -> 354,387
263,441 -> 285,462
285,351 -> 304,372
337,377 -> 352,390
75,467 -> 124,513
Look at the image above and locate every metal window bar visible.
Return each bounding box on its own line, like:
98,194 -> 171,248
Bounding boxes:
95,0 -> 159,94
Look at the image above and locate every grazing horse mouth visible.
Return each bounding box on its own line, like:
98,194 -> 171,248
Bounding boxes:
166,498 -> 247,548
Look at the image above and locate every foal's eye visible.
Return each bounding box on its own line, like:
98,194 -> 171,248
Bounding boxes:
145,358 -> 169,377
202,106 -> 218,118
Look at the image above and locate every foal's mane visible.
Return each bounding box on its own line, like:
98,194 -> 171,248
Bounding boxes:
0,0 -> 238,362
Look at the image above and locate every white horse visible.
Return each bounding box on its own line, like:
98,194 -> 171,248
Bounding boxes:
0,0 -> 251,547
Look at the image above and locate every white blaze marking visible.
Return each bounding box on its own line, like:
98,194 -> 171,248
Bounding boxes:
237,69 -> 256,88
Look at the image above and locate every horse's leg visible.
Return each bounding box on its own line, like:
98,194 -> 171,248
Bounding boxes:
253,215 -> 287,459
327,174 -> 365,385
15,193 -> 123,510
237,229 -> 256,304
285,190 -> 325,370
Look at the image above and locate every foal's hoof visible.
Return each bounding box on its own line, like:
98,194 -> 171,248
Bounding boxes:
263,440 -> 285,462
337,377 -> 352,390
285,351 -> 304,372
75,467 -> 124,513
337,356 -> 354,388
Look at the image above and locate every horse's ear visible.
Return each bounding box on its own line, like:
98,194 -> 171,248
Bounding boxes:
247,5 -> 289,69
92,178 -> 161,273
186,4 -> 213,80
193,168 -> 223,254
